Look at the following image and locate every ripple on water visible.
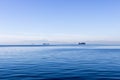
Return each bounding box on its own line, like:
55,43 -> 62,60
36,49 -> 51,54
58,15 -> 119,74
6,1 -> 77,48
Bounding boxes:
0,46 -> 120,80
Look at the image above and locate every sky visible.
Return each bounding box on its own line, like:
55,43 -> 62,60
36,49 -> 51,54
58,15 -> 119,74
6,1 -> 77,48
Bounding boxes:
0,0 -> 120,44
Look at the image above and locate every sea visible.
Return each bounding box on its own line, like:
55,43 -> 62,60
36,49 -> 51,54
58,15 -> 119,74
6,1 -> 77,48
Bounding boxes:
0,45 -> 120,80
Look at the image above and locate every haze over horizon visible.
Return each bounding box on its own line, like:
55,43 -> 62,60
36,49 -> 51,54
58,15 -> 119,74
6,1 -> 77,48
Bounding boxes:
0,0 -> 120,44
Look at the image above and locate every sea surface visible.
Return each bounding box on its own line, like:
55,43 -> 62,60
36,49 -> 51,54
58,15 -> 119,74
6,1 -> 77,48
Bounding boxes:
0,45 -> 120,80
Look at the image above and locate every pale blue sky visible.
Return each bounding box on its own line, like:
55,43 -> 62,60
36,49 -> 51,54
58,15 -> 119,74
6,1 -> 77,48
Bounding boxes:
0,0 -> 120,44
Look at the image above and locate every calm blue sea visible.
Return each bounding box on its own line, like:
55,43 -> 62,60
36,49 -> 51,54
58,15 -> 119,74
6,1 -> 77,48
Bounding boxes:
0,45 -> 120,80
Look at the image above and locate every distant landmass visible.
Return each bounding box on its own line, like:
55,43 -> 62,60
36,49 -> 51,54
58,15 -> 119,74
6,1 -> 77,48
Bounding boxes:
0,42 -> 86,47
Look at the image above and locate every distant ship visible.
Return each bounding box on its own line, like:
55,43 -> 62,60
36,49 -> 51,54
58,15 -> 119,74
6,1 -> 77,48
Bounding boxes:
78,42 -> 86,45
42,43 -> 50,46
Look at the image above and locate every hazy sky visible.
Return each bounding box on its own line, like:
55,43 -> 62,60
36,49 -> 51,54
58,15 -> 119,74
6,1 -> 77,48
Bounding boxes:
0,0 -> 120,44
